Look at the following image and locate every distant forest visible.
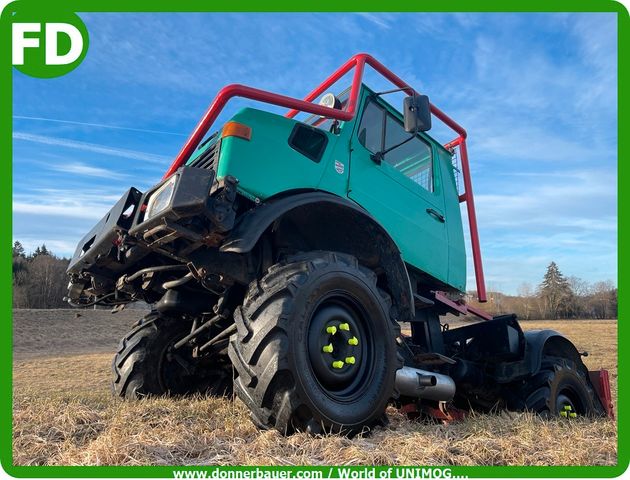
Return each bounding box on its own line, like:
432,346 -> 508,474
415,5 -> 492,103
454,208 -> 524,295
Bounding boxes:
12,242 -> 70,309
12,241 -> 617,319
467,260 -> 617,320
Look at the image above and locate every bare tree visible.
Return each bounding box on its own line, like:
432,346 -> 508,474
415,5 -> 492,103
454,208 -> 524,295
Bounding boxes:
567,276 -> 590,319
12,243 -> 69,308
591,280 -> 616,319
516,282 -> 534,320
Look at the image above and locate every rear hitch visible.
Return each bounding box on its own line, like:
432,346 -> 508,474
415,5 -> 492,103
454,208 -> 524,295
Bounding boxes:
400,401 -> 467,424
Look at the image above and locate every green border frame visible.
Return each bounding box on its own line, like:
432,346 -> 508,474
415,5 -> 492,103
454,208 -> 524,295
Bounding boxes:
2,0 -> 627,477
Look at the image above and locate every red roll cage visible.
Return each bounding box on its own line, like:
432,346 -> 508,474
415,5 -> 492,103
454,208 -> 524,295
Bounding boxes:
163,53 -> 487,303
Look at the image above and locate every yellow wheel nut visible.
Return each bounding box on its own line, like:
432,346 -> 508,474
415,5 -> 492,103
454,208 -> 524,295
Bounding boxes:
569,412 -> 577,418
348,336 -> 359,346
326,326 -> 337,335
339,323 -> 350,331
560,411 -> 568,418
322,344 -> 333,353
332,360 -> 344,369
563,405 -> 572,411
345,356 -> 356,365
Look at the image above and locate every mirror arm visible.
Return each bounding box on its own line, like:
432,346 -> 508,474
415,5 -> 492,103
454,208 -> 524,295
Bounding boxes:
372,87 -> 416,97
369,90 -> 424,164
370,127 -> 418,165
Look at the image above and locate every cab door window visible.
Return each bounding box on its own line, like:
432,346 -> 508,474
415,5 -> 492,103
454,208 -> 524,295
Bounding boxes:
384,115 -> 433,192
357,100 -> 385,154
357,99 -> 434,193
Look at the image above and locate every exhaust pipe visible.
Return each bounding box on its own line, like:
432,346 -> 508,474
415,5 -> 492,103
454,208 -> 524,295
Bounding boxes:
395,366 -> 456,401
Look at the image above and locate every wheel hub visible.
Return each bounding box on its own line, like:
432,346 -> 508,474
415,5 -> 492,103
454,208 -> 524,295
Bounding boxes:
557,393 -> 578,418
307,302 -> 366,394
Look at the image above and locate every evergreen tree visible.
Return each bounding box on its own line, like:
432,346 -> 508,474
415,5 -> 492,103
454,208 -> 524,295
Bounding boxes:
32,244 -> 50,258
538,262 -> 572,319
13,241 -> 26,258
12,241 -> 28,278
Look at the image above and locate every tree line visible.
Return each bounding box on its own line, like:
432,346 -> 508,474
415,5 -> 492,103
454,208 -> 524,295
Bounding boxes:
468,262 -> 617,320
12,241 -> 70,309
12,242 -> 617,319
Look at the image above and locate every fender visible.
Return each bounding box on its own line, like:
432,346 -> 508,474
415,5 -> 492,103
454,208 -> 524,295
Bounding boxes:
523,329 -> 584,374
221,191 -> 415,323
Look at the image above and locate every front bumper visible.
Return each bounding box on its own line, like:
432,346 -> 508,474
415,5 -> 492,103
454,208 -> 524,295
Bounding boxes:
66,167 -> 237,303
67,187 -> 142,276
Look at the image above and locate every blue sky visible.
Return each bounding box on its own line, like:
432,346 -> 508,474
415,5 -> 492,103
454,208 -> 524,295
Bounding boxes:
12,13 -> 617,294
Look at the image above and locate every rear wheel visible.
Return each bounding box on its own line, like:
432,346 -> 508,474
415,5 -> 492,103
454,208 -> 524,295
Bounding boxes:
228,251 -> 402,435
510,356 -> 603,418
112,312 -> 232,399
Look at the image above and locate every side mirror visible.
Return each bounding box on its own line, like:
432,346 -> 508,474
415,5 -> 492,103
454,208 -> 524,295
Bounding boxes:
403,94 -> 431,132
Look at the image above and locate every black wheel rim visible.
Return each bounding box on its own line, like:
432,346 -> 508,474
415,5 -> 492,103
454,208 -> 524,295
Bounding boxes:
556,387 -> 584,417
307,291 -> 375,402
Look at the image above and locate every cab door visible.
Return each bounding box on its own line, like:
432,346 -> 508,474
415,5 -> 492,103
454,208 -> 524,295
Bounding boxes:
348,96 -> 449,283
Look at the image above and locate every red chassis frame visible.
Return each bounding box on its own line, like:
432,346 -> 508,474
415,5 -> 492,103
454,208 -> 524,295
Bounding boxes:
163,53 -> 488,303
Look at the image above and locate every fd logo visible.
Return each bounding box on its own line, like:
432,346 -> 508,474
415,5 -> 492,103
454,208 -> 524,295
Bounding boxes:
334,160 -> 345,175
10,8 -> 89,78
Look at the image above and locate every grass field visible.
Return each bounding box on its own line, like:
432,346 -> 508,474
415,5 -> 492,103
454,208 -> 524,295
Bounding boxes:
12,309 -> 618,466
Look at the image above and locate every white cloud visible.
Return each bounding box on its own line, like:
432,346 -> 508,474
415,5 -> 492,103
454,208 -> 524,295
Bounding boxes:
569,14 -> 617,112
13,189 -> 122,220
13,132 -> 170,164
474,170 -> 616,225
13,202 -> 107,220
356,13 -> 392,30
13,115 -> 188,136
442,20 -> 617,167
451,13 -> 482,29
48,162 -> 129,180
470,126 -> 603,163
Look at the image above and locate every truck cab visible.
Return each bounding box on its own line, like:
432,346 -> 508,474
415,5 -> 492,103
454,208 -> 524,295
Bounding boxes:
188,84 -> 466,293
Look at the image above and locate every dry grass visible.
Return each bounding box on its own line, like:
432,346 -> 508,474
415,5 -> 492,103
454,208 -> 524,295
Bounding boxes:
12,310 -> 618,466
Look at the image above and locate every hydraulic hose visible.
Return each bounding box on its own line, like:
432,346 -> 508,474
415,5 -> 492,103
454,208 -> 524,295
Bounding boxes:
125,265 -> 188,283
162,272 -> 195,290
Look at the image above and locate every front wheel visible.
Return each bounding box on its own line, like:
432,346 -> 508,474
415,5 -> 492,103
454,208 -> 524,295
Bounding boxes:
112,312 -> 232,399
228,251 -> 402,435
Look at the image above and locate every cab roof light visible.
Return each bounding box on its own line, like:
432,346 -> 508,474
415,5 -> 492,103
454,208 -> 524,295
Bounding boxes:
221,121 -> 252,141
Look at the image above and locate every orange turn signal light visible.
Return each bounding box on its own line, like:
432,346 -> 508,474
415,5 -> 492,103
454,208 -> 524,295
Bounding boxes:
221,121 -> 252,141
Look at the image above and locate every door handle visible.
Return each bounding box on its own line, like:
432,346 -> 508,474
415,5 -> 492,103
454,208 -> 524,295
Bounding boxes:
426,208 -> 445,223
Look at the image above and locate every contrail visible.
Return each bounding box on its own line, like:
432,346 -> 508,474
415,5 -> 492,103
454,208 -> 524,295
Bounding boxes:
13,132 -> 171,164
13,115 -> 188,137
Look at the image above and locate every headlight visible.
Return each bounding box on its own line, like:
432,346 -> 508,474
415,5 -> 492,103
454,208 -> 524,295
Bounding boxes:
145,175 -> 177,220
128,167 -> 216,239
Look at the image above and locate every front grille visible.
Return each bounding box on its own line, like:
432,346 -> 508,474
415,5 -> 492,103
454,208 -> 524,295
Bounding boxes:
189,134 -> 221,171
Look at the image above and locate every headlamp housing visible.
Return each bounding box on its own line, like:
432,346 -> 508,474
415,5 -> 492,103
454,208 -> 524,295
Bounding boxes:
129,167 -> 216,237
145,175 -> 177,221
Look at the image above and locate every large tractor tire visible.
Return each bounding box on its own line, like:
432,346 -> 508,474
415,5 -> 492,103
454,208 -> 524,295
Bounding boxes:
112,312 -> 232,399
228,251 -> 402,435
510,356 -> 604,418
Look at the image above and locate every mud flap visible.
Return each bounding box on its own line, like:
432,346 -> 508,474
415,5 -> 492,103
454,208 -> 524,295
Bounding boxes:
589,369 -> 615,419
